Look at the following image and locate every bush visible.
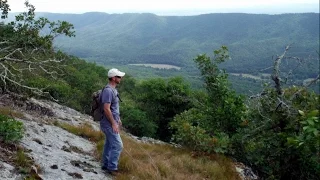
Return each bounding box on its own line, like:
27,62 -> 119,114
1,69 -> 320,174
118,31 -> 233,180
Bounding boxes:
121,105 -> 157,137
0,114 -> 24,143
193,47 -> 246,136
170,109 -> 230,153
235,87 -> 320,179
171,46 -> 245,154
133,77 -> 192,141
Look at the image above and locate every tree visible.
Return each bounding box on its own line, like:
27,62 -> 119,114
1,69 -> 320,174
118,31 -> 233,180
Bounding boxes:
0,0 -> 10,19
171,46 -> 246,153
0,1 -> 75,100
235,45 -> 320,179
133,77 -> 192,141
194,46 -> 246,135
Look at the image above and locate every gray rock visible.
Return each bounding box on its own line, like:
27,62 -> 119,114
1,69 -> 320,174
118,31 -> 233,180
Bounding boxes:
235,162 -> 258,180
0,94 -> 111,180
0,161 -> 22,180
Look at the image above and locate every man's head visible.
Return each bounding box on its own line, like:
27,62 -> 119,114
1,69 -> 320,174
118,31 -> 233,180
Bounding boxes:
108,68 -> 125,84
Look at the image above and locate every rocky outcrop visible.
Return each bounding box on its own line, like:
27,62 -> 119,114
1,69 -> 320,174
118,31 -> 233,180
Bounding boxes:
234,162 -> 258,180
19,119 -> 107,180
0,161 -> 21,180
0,94 -> 110,180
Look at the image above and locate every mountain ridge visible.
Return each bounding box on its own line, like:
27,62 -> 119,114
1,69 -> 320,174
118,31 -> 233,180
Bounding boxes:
39,12 -> 319,77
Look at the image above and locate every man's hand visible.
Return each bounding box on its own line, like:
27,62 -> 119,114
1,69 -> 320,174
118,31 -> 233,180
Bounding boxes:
112,123 -> 119,134
104,103 -> 120,133
119,119 -> 122,127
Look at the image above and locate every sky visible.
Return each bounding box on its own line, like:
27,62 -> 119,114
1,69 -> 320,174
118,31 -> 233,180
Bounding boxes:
9,0 -> 320,15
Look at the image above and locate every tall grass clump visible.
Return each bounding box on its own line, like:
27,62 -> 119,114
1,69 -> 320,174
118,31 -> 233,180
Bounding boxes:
54,121 -> 104,142
0,107 -> 24,119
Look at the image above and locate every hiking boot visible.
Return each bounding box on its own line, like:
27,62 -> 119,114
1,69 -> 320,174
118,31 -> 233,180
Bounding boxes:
101,166 -> 108,171
101,167 -> 120,176
107,170 -> 120,176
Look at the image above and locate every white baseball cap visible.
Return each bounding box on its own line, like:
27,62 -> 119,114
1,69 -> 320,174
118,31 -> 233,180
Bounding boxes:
108,68 -> 125,78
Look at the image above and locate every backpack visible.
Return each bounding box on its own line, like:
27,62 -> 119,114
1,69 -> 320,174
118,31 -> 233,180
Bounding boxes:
90,86 -> 122,121
90,87 -> 105,121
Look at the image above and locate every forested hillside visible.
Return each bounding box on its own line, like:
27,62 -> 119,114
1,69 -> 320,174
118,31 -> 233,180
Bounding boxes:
1,1 -> 319,179
40,12 -> 320,78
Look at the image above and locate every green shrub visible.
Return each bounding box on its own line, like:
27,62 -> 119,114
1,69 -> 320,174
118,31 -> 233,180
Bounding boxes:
0,114 -> 24,143
193,46 -> 246,136
133,77 -> 192,141
171,109 -> 230,154
121,105 -> 157,137
235,87 -> 320,179
171,46 -> 245,154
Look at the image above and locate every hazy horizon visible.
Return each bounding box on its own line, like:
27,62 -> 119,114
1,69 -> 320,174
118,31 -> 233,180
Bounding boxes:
9,0 -> 319,16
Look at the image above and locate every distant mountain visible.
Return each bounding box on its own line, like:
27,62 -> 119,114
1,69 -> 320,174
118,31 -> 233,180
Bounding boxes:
37,13 -> 319,77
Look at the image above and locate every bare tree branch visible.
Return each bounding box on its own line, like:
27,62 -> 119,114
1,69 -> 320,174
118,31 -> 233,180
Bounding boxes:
0,41 -> 66,101
271,45 -> 291,95
290,75 -> 320,101
259,66 -> 273,72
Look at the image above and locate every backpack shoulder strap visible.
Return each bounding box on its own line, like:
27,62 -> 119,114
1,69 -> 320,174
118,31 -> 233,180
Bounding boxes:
103,85 -> 122,102
99,86 -> 107,104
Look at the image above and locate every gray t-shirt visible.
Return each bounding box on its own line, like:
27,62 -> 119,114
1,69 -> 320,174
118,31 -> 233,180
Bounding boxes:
100,85 -> 120,128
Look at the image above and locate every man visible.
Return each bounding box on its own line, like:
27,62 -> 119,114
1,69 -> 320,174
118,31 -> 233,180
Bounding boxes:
100,68 -> 125,175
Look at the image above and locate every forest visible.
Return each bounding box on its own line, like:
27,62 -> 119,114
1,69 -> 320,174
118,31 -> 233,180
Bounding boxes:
41,12 -> 319,78
33,11 -> 319,94
0,1 -> 319,179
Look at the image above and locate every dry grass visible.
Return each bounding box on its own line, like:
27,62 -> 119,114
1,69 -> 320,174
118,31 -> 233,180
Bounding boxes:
15,148 -> 33,171
0,106 -> 24,119
100,135 -> 239,180
0,107 -> 40,179
0,143 -> 42,180
58,122 -> 239,180
53,121 -> 104,142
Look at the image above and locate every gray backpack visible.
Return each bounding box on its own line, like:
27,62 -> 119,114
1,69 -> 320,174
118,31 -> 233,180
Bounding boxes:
90,87 -> 105,121
90,86 -> 122,121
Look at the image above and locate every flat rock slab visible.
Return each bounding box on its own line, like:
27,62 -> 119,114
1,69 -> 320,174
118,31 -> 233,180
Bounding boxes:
19,119 -> 110,180
0,161 -> 22,180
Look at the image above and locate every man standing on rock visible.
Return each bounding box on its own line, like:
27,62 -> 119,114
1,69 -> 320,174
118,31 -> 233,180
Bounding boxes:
100,68 -> 125,176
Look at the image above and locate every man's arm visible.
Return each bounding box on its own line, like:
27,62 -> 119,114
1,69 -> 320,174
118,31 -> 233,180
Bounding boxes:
103,103 -> 120,133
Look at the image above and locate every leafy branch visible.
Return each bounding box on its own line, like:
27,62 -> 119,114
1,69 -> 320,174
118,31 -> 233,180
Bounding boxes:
0,0 -> 75,100
0,0 -> 10,19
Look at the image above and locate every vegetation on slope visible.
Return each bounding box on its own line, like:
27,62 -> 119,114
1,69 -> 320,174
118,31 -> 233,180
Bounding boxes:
1,1 -> 319,179
0,108 -> 40,179
56,121 -> 240,180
